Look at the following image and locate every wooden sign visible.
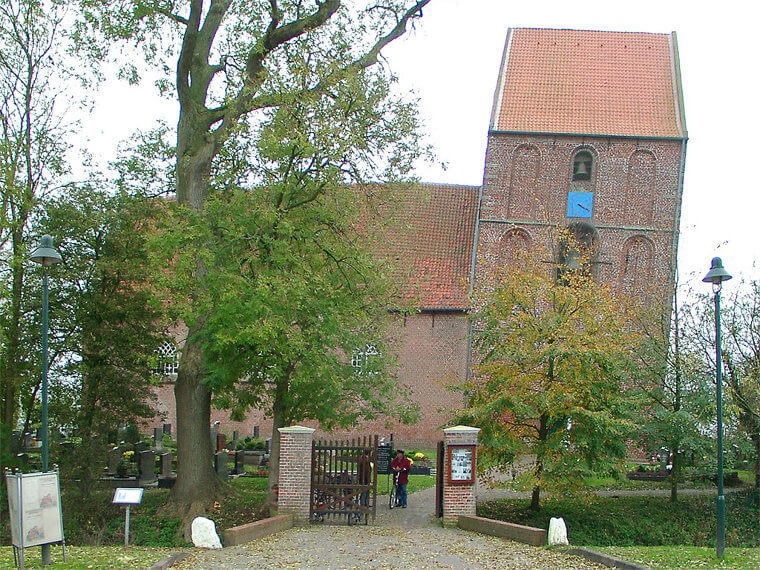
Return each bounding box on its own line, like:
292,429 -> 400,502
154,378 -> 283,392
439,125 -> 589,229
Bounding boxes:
447,444 -> 475,484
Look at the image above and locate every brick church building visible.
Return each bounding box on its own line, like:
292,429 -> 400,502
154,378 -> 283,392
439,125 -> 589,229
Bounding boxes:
153,28 -> 687,447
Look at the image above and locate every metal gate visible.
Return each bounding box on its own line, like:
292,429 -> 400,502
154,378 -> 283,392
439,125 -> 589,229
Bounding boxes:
311,435 -> 378,524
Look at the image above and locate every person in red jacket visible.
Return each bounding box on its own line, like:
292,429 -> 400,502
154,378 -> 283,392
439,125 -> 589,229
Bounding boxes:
390,449 -> 411,508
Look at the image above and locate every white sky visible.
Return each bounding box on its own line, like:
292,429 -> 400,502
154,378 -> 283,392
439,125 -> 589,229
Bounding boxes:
84,0 -> 760,286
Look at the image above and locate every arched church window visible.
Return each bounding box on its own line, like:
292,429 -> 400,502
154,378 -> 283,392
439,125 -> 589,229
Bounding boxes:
556,222 -> 597,284
153,341 -> 180,376
572,150 -> 593,181
351,344 -> 380,376
620,236 -> 654,297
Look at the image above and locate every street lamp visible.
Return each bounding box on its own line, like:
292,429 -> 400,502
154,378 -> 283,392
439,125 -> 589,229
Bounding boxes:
702,256 -> 732,559
29,235 -> 62,567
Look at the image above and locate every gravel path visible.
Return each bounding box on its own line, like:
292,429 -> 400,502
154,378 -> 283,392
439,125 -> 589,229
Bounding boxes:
173,487 -> 605,569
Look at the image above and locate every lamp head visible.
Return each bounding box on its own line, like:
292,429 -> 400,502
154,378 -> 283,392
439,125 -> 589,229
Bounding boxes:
702,257 -> 732,288
29,235 -> 62,267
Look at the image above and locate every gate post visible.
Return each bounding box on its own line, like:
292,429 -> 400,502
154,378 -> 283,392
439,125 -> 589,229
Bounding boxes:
277,426 -> 315,524
442,425 -> 480,526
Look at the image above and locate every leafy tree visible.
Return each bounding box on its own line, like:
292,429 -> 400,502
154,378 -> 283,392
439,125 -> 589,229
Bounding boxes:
71,0 -> 432,524
41,186 -> 166,495
460,246 -> 638,510
632,279 -> 713,502
685,279 -> 760,488
0,0 -> 70,469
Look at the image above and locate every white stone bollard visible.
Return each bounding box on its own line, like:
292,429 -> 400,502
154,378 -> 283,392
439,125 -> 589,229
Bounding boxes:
548,516 -> 569,546
191,516 -> 223,549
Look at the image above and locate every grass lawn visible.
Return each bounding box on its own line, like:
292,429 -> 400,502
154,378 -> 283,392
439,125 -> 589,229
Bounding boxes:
597,546 -> 760,569
376,474 -> 435,495
0,545 -> 173,569
478,490 -> 760,547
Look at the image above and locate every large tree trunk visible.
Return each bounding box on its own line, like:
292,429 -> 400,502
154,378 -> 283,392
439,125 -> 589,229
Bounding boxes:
168,325 -> 218,537
670,450 -> 679,502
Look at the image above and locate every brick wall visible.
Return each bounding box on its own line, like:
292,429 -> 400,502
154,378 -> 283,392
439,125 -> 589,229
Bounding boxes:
277,426 -> 315,522
151,312 -> 470,448
477,133 -> 685,304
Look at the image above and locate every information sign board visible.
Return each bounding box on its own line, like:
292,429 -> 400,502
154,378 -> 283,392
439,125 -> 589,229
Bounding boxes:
112,488 -> 144,505
447,445 -> 475,484
377,445 -> 392,475
6,471 -> 64,548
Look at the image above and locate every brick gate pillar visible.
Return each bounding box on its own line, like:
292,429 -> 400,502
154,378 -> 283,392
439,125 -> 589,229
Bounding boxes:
442,425 -> 480,526
277,426 -> 315,523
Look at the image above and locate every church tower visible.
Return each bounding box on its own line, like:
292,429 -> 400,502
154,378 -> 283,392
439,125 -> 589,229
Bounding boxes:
473,28 -> 687,302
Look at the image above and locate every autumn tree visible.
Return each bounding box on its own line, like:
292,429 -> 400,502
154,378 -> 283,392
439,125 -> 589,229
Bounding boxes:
72,0 -> 433,523
460,247 -> 638,510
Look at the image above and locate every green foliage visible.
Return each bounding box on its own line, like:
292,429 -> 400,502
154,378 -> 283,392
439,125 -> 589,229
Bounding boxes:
0,545 -> 172,569
460,245 -> 640,508
478,490 -> 760,547
236,437 -> 266,451
597,546 -> 760,570
40,186 -> 167,492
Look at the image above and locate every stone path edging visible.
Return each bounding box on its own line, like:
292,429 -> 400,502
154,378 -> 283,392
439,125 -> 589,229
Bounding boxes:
145,551 -> 189,570
565,547 -> 650,569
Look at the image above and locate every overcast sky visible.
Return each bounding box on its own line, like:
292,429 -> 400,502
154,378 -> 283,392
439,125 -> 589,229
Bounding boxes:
86,0 -> 759,287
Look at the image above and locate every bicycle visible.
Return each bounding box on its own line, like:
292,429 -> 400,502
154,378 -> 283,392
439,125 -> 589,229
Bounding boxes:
388,471 -> 401,509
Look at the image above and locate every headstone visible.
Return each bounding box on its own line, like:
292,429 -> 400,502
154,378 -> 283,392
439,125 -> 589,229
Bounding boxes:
138,450 -> 156,481
108,447 -> 121,474
234,450 -> 245,475
253,425 -> 259,438
163,423 -> 171,435
153,427 -> 163,449
216,433 -> 226,453
210,422 -> 219,451
134,441 -> 148,454
35,427 -> 43,440
191,517 -> 222,549
159,452 -> 172,478
214,451 -> 228,480
23,433 -> 32,449
265,437 -> 271,454
232,430 -> 239,442
548,517 -> 569,546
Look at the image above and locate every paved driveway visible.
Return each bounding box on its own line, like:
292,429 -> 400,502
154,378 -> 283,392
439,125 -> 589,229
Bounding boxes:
174,487 -> 604,569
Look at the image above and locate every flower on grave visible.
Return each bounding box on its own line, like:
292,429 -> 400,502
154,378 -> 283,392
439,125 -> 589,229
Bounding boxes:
414,452 -> 425,460
122,450 -> 135,461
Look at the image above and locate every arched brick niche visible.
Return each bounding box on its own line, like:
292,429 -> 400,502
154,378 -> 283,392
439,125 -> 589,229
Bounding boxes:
498,227 -> 532,268
508,144 -> 542,219
619,236 -> 654,297
625,150 -> 657,226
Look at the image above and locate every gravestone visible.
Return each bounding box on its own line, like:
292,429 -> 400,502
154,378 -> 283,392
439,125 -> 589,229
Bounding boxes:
265,438 -> 271,454
548,517 -> 569,546
134,441 -> 148,454
232,430 -> 239,443
153,427 -> 163,449
191,517 -> 222,549
216,433 -> 226,453
163,423 -> 171,435
159,452 -> 172,478
108,447 -> 121,474
23,433 -> 32,449
214,451 -> 228,480
253,425 -> 259,438
138,450 -> 156,481
210,422 -> 220,451
234,450 -> 245,475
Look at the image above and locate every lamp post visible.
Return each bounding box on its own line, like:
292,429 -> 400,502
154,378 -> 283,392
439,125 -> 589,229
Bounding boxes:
29,235 -> 62,566
702,256 -> 732,559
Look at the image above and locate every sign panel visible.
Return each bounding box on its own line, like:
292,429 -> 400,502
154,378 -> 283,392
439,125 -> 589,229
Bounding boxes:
448,445 -> 475,484
113,488 -> 144,505
6,471 -> 64,548
377,445 -> 392,475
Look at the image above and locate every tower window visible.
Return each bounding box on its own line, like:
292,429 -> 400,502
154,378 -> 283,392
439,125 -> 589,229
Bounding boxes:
153,341 -> 179,376
572,151 -> 593,181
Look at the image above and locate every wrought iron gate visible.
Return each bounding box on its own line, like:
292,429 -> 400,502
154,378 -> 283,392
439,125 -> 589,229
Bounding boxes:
311,436 -> 378,524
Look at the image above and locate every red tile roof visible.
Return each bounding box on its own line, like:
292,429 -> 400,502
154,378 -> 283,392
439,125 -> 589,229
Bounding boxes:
376,184 -> 479,310
491,28 -> 686,138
